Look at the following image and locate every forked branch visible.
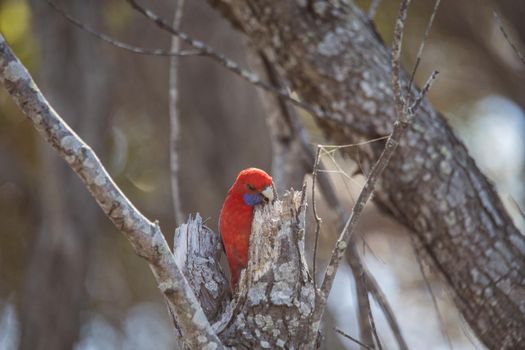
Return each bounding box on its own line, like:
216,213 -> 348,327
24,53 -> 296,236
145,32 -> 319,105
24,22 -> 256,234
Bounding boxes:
0,34 -> 224,350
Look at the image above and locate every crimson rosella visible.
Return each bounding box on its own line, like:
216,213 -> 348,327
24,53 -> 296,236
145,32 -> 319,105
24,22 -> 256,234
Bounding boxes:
219,168 -> 274,289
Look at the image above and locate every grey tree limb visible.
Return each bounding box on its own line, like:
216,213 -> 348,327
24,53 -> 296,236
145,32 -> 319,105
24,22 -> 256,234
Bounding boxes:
0,34 -> 224,350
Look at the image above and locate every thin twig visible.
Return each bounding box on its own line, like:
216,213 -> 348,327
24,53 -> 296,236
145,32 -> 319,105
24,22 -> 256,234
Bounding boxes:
366,284 -> 382,349
407,0 -> 441,94
311,146 -> 323,289
169,0 -> 185,227
492,10 -> 525,66
358,263 -> 383,350
50,0 -> 326,120
46,0 -> 200,57
126,0 -> 325,118
335,328 -> 375,350
0,34 -> 224,350
509,196 -> 525,219
310,0 -> 435,335
411,235 -> 453,350
364,268 -> 409,350
391,0 -> 411,119
303,134 -> 409,349
310,119 -> 409,333
409,69 -> 439,113
348,253 -> 375,347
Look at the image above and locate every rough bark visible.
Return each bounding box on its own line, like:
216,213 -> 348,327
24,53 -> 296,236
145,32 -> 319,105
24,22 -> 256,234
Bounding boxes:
174,191 -> 319,349
207,1 -> 525,348
173,214 -> 230,324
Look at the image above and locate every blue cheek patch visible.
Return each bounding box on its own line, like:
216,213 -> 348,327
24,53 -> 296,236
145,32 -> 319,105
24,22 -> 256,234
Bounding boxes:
243,193 -> 263,206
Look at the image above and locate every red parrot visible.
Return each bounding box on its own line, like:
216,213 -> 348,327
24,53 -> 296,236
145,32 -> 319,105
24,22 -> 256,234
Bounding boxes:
219,168 -> 274,289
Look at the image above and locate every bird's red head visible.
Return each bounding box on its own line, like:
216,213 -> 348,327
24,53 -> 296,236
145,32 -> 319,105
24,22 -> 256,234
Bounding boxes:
228,168 -> 274,205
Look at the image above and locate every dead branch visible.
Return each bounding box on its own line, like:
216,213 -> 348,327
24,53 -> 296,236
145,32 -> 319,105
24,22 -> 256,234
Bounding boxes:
492,10 -> 525,66
407,0 -> 441,93
335,328 -> 375,350
125,0 -> 330,120
47,0 -> 200,57
173,191 -> 317,348
0,34 -> 224,350
173,214 -> 230,324
169,0 -> 185,227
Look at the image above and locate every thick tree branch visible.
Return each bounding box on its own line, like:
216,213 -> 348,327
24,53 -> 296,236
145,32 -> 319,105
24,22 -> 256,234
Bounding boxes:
0,34 -> 224,350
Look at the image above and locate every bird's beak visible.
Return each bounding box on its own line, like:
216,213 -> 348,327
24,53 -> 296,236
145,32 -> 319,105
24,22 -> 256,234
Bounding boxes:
261,186 -> 274,203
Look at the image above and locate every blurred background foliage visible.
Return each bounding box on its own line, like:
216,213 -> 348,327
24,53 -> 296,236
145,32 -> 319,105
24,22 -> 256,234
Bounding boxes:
0,0 -> 524,349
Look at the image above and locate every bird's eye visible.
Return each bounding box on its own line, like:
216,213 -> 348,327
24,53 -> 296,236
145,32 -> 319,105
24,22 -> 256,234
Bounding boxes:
247,184 -> 256,191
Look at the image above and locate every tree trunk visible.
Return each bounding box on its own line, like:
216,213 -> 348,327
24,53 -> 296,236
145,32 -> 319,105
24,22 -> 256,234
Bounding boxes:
207,1 -> 525,348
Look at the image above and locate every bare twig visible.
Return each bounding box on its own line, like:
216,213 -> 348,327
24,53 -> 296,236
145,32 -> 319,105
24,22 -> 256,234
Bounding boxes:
335,328 -> 375,350
310,141 -> 408,349
509,196 -> 525,219
51,0 -> 326,120
169,0 -> 185,227
364,268 -> 409,350
409,70 -> 439,113
347,244 -> 382,350
311,146 -> 323,289
348,253 -> 375,348
126,0 -> 326,119
407,0 -> 441,93
391,0 -> 411,118
0,34 -> 224,350
492,10 -> 525,66
364,267 -> 383,350
47,0 -> 200,57
311,112 -> 412,331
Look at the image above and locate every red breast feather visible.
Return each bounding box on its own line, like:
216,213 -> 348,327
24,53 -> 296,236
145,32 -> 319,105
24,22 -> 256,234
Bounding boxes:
219,168 -> 273,288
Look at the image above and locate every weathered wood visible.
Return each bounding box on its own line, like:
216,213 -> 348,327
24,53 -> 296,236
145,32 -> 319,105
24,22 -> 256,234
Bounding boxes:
223,191 -> 317,349
174,214 -> 231,324
175,191 -> 318,349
